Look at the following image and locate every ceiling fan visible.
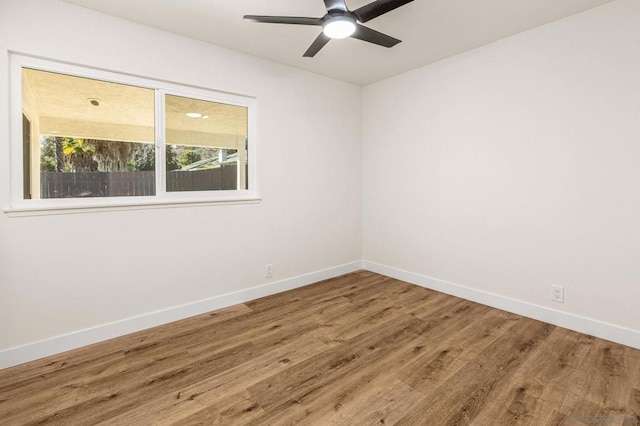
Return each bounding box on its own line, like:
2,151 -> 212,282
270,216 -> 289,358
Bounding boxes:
243,0 -> 414,57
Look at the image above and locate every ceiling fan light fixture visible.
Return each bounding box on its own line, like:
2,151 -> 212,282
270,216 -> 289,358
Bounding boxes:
323,15 -> 356,39
244,0 -> 412,57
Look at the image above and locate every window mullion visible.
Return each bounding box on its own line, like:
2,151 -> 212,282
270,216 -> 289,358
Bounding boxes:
155,89 -> 166,198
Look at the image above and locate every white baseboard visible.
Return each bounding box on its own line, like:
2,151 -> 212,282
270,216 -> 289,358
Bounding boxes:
362,260 -> 640,350
4,259 -> 637,370
0,261 -> 363,370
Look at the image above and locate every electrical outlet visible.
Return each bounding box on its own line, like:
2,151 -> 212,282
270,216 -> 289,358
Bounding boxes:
265,264 -> 273,278
551,285 -> 564,303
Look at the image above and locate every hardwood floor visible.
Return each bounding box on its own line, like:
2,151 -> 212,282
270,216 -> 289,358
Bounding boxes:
1,271 -> 639,425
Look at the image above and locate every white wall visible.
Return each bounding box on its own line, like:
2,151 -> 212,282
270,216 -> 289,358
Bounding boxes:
0,0 -> 362,361
3,0 -> 639,368
363,0 -> 640,341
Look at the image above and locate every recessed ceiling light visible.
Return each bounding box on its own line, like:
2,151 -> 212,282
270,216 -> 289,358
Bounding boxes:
87,98 -> 102,106
202,115 -> 209,119
186,112 -> 202,119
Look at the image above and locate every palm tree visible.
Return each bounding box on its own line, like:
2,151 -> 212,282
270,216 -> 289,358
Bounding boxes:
62,138 -> 96,172
90,139 -> 134,172
54,137 -> 65,172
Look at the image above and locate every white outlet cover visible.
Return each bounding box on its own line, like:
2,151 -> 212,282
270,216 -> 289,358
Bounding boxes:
551,285 -> 564,303
265,264 -> 273,278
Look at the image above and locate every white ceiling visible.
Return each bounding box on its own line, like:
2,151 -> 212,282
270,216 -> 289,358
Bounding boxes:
63,0 -> 615,86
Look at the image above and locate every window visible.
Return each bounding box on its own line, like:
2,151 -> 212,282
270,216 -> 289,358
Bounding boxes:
164,94 -> 249,193
8,54 -> 257,214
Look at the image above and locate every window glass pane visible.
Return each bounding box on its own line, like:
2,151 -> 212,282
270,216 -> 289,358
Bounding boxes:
22,68 -> 155,199
165,94 -> 248,192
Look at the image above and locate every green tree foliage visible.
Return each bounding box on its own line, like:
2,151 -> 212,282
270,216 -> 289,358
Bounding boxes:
166,146 -> 180,171
40,137 -> 156,172
63,138 -> 97,172
129,144 -> 155,171
39,137 -> 221,173
40,136 -> 57,172
90,139 -> 134,172
126,144 -> 181,171
54,137 -> 64,172
180,150 -> 202,167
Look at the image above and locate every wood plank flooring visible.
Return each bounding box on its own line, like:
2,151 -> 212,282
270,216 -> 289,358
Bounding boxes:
1,271 -> 639,425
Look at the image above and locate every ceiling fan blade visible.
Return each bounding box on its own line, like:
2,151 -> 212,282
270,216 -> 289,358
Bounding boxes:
324,0 -> 348,12
353,0 -> 414,23
243,15 -> 322,26
303,33 -> 331,57
350,24 -> 401,47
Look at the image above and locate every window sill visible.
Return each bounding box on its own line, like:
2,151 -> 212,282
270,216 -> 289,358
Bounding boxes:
3,196 -> 262,217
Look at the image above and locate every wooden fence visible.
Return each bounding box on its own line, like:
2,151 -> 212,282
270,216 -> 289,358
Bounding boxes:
41,165 -> 238,198
166,165 -> 238,192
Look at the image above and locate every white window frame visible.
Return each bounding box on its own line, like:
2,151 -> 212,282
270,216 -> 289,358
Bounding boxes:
5,54 -> 259,216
